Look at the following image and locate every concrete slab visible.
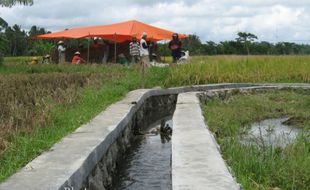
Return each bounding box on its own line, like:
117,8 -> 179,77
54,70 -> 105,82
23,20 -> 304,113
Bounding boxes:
172,92 -> 240,190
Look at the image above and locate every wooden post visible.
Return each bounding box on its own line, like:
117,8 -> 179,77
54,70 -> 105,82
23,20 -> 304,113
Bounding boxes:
140,58 -> 145,88
114,33 -> 117,63
87,37 -> 90,63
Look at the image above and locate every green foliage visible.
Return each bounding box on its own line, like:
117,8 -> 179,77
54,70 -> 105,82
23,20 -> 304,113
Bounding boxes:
235,32 -> 258,55
158,43 -> 170,56
0,52 -> 3,65
0,0 -> 33,7
28,40 -> 55,56
203,90 -> 310,189
182,34 -> 205,55
0,17 -> 51,57
3,25 -> 28,56
0,17 -> 8,31
0,17 -> 8,65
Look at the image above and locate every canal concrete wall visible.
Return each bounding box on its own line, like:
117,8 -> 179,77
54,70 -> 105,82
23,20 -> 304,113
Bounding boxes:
0,83 -> 309,190
172,92 -> 240,190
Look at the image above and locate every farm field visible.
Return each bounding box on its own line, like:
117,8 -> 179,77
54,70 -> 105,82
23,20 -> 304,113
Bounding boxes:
202,90 -> 310,190
0,55 -> 309,182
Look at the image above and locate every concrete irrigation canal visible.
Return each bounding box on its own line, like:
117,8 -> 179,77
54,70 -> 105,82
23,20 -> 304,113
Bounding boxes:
0,83 -> 309,190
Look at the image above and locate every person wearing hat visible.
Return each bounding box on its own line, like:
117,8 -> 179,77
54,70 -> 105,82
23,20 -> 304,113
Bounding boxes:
129,35 -> 140,64
42,54 -> 51,64
71,51 -> 86,64
31,57 -> 39,65
57,41 -> 66,64
140,32 -> 150,67
168,33 -> 182,63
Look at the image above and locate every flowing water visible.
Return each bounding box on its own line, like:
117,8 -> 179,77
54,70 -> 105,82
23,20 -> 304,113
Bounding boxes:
108,119 -> 173,190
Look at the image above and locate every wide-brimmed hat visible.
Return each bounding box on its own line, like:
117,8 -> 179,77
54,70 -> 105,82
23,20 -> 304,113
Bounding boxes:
142,32 -> 147,38
74,51 -> 81,55
58,41 -> 64,44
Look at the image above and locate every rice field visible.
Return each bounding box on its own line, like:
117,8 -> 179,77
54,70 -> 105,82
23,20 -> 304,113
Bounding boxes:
0,55 -> 309,182
165,55 -> 310,86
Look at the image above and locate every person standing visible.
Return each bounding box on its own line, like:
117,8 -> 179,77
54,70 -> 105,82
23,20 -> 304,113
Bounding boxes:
57,41 -> 66,64
129,36 -> 140,64
102,42 -> 110,64
168,33 -> 182,63
140,32 -> 150,67
139,32 -> 150,88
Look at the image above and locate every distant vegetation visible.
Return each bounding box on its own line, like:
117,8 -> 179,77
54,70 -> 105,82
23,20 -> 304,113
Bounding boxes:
1,19 -> 310,66
0,0 -> 33,7
159,33 -> 310,56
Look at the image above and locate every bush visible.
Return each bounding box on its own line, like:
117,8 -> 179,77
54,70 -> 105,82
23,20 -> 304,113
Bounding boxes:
0,52 -> 3,65
28,41 -> 55,56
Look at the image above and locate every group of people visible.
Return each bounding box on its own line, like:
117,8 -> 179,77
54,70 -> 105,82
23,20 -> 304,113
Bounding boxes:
129,32 -> 183,66
54,32 -> 183,65
57,41 -> 86,64
30,54 -> 52,65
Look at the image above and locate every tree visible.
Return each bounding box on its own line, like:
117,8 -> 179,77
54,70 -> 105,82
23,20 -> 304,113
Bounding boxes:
0,18 -> 9,65
182,34 -> 204,55
236,32 -> 258,55
0,0 -> 33,64
203,41 -> 217,55
0,0 -> 33,7
4,24 -> 28,56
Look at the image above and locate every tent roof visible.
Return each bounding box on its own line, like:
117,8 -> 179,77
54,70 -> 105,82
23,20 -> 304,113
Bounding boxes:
35,20 -> 187,42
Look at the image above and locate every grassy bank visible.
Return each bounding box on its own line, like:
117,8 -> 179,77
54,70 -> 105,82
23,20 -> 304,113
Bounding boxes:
0,55 -> 309,182
202,90 -> 310,190
0,64 -> 167,182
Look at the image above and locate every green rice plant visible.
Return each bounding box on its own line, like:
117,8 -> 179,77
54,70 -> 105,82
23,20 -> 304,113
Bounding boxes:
165,55 -> 310,86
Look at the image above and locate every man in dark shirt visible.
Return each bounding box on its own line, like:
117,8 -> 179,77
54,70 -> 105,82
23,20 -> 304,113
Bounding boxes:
168,33 -> 182,63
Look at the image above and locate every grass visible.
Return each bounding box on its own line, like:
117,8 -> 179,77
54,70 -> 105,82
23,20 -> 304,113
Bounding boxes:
0,63 -> 167,182
0,55 -> 309,182
202,90 -> 310,190
165,55 -> 310,86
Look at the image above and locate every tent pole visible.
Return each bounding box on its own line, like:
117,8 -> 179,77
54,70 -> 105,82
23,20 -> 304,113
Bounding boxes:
87,37 -> 90,63
114,33 -> 117,63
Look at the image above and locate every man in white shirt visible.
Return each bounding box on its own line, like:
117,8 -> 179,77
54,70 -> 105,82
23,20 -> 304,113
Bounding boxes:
140,32 -> 150,68
57,41 -> 66,64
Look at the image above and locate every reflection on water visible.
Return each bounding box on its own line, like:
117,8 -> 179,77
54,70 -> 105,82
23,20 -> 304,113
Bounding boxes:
108,120 -> 172,190
240,118 -> 302,148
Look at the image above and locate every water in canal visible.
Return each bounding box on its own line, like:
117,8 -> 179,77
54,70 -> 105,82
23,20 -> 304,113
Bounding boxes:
108,119 -> 173,190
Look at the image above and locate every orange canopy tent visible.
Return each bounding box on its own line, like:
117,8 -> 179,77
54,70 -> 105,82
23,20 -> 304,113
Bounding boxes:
35,20 -> 187,42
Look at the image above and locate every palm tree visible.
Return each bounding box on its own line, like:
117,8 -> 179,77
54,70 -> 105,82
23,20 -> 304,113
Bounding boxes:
0,0 -> 33,7
236,32 -> 258,55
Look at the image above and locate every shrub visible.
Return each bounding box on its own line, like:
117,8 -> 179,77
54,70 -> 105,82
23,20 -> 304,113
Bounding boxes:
0,52 -> 3,65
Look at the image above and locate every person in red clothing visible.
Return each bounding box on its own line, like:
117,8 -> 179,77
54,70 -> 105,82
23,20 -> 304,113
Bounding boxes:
71,51 -> 86,64
168,33 -> 182,63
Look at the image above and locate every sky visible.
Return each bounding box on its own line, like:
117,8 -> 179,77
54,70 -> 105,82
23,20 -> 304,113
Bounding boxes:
0,0 -> 310,43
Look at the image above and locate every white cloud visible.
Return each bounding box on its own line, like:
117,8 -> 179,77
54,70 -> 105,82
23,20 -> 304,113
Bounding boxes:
0,0 -> 309,43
